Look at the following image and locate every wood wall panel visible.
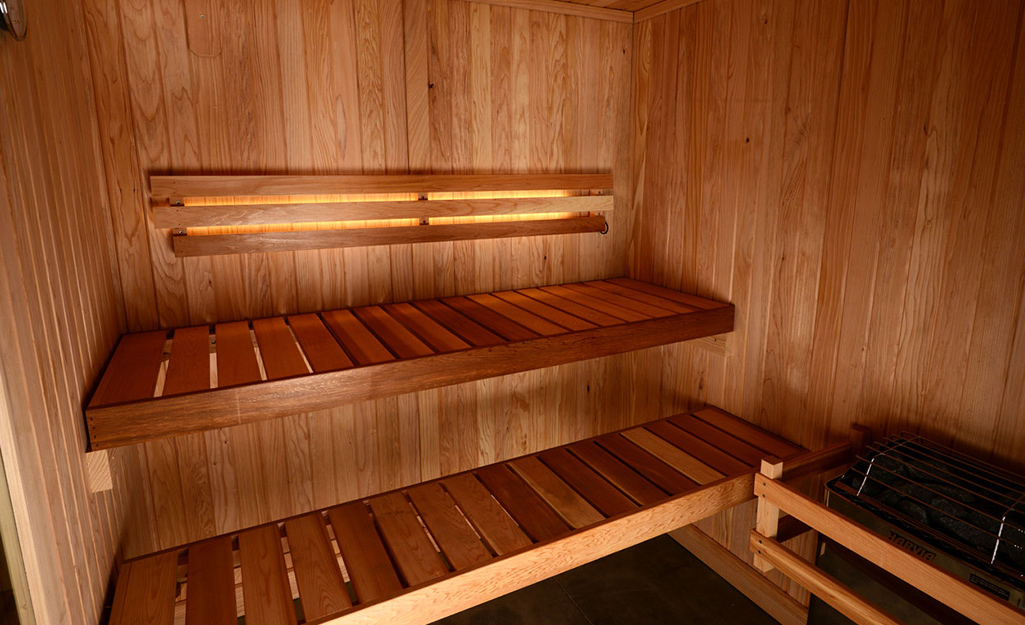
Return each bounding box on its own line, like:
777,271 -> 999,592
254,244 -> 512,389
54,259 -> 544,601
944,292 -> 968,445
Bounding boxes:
0,0 -> 129,623
93,0 -> 634,558
633,0 -> 1025,605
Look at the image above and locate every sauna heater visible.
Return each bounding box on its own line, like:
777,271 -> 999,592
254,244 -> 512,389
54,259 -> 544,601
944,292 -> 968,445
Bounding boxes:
808,433 -> 1025,624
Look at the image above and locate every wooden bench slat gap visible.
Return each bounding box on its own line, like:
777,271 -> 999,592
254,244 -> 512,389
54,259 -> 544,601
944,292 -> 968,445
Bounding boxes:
668,414 -> 767,468
585,280 -> 699,314
515,288 -> 624,327
566,441 -> 670,506
408,299 -> 505,347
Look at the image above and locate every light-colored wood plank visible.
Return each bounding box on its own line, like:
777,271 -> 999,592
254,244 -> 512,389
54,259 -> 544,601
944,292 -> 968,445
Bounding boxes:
172,216 -> 608,257
749,532 -> 900,625
670,526 -> 808,625
633,0 -> 704,23
621,427 -> 724,484
752,458 -> 783,572
508,456 -> 605,528
85,451 -> 113,493
464,0 -> 633,23
151,173 -> 614,199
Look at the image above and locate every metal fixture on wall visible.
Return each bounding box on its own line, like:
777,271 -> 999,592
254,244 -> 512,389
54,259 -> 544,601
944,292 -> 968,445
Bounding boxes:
0,0 -> 25,40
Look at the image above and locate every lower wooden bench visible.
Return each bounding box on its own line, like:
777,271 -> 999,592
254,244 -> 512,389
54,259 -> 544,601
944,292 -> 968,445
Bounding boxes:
109,407 -> 840,625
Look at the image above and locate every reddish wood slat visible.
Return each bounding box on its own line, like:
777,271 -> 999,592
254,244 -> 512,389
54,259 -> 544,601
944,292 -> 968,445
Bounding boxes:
252,317 -> 309,380
568,441 -> 668,506
321,309 -> 396,365
622,428 -> 725,484
606,278 -> 724,310
114,410 -> 810,624
565,283 -> 676,318
407,482 -> 491,570
693,407 -> 803,459
287,313 -> 353,372
476,465 -> 570,541
238,524 -> 297,625
509,456 -> 605,528
215,322 -> 262,387
91,331 -> 167,406
538,285 -> 647,322
109,550 -> 178,625
491,290 -> 597,331
383,302 -> 470,352
163,326 -> 211,396
646,420 -> 751,475
441,297 -> 539,341
597,434 -> 698,494
185,537 -> 236,625
327,502 -> 404,602
441,474 -> 533,555
368,493 -> 449,586
669,414 -> 767,467
352,306 -> 434,359
584,280 -> 698,314
539,448 -> 637,517
467,294 -> 567,336
410,299 -> 504,347
284,513 -> 351,619
516,288 -> 624,326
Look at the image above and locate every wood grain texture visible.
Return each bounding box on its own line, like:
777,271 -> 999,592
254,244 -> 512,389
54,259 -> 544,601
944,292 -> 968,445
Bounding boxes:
314,475 -> 756,625
111,410 -> 803,625
185,537 -> 237,625
0,0 -> 130,623
669,525 -> 808,625
284,513 -> 351,618
631,0 -> 1025,605
749,533 -> 900,625
239,524 -> 297,625
172,216 -> 608,257
754,476 -> 1025,625
92,0 -> 636,560
153,195 -> 612,228
151,173 -> 614,198
86,298 -> 734,448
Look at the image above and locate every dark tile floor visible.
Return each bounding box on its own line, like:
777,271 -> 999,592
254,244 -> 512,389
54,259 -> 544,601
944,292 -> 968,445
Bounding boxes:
433,535 -> 781,625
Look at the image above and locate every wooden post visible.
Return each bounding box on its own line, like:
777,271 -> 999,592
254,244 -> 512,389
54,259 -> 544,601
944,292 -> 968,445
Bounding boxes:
753,457 -> 784,572
849,424 -> 872,457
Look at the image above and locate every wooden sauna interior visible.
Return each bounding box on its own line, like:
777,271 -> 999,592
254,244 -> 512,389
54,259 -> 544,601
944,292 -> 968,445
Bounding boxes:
0,0 -> 1024,623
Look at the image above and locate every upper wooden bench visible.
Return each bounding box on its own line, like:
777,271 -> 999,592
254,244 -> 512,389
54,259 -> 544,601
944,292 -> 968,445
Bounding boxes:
86,278 -> 733,449
109,407 -> 843,625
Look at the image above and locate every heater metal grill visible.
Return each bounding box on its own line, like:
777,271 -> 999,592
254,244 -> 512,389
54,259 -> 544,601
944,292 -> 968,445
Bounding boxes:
830,433 -> 1025,591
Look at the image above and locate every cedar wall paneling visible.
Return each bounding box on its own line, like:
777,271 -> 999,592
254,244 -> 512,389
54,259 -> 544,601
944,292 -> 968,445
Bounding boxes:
87,0 -> 636,557
0,0 -> 128,623
633,0 -> 1025,604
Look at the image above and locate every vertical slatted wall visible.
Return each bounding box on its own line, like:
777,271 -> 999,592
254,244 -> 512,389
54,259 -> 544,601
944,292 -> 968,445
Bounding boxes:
632,0 -> 1025,606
